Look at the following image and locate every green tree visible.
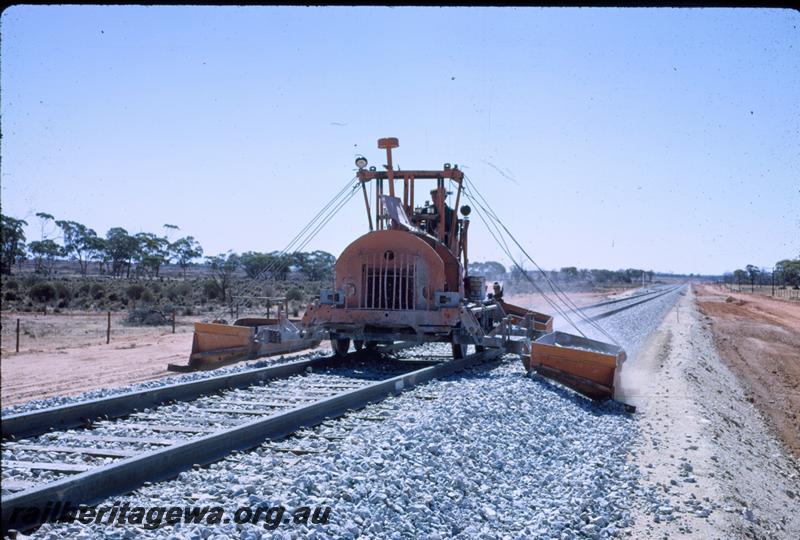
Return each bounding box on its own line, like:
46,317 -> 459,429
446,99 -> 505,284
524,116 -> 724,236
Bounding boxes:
469,261 -> 507,279
775,258 -> 800,288
240,251 -> 272,279
85,235 -> 108,274
733,269 -> 748,289
560,266 -> 579,281
55,220 -> 99,275
170,236 -> 203,278
35,212 -> 56,241
134,232 -> 169,278
1,214 -> 28,274
590,269 -> 616,283
206,252 -> 240,302
297,250 -> 336,281
28,239 -> 62,275
105,228 -> 139,277
745,264 -> 760,292
266,251 -> 293,281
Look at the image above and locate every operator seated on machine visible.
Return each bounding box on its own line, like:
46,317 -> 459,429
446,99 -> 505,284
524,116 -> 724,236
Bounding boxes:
486,281 -> 504,301
425,188 -> 455,245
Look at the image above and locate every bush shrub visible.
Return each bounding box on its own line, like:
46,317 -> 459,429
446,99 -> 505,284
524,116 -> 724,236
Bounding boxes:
30,282 -> 57,303
140,289 -> 155,303
126,308 -> 167,326
4,291 -> 18,302
144,312 -> 165,325
285,287 -> 304,302
55,282 -> 72,300
203,280 -> 220,300
5,279 -> 19,290
90,284 -> 105,299
166,282 -> 192,301
126,284 -> 145,301
23,275 -> 43,288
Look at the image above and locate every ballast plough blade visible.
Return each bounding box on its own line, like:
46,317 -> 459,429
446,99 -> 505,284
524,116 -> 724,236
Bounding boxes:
168,317 -> 322,372
525,331 -> 626,401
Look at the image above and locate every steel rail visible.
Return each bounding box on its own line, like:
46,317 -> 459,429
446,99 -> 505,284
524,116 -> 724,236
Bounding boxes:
1,355 -> 333,440
1,343 -> 415,440
1,348 -> 501,533
567,285 -> 681,313
588,285 -> 683,321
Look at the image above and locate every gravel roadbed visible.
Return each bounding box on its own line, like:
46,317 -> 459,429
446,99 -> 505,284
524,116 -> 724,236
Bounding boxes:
27,357 -> 642,540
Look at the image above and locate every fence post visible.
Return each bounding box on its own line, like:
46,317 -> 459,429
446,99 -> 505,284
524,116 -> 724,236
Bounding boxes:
172,311 -> 176,334
106,311 -> 111,344
16,318 -> 20,353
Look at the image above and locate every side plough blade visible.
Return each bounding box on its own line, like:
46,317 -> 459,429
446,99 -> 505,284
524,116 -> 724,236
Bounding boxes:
526,331 -> 626,401
169,319 -> 322,372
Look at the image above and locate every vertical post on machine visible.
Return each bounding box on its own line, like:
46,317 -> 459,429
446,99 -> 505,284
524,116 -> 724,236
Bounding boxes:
375,178 -> 382,230
379,137 -> 398,197
461,218 -> 470,271
410,176 -> 415,212
361,180 -> 373,231
378,138 -> 399,230
449,177 -> 462,252
436,177 -> 445,243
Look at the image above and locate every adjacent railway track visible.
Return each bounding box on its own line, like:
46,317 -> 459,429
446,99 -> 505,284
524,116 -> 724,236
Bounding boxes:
569,284 -> 683,320
0,285 -> 684,533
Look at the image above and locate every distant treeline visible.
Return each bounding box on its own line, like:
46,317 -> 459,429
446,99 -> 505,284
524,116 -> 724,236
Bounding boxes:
0,213 -> 336,282
468,261 -> 656,285
721,259 -> 800,290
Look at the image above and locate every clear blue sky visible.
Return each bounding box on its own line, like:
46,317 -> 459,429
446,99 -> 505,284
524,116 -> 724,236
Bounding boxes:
2,6 -> 798,275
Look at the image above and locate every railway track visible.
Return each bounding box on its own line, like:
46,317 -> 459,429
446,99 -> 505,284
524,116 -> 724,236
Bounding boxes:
1,344 -> 502,533
0,285 -> 684,533
569,284 -> 683,320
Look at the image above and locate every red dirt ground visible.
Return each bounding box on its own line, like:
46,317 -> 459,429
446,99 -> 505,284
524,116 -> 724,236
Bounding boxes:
1,312 -> 194,407
695,284 -> 800,458
0,311 -> 332,408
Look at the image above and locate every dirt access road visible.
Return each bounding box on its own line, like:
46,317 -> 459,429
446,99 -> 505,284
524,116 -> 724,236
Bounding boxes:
626,286 -> 799,539
1,312 -> 196,407
0,310 -> 330,408
695,284 -> 800,458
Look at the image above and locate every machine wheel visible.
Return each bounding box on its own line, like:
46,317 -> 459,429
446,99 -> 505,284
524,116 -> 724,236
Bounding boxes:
332,338 -> 351,357
451,342 -> 468,359
353,340 -> 365,351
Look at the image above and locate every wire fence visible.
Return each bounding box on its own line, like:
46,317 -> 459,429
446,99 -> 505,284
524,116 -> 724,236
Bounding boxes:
720,283 -> 800,301
1,310 -> 185,355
